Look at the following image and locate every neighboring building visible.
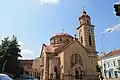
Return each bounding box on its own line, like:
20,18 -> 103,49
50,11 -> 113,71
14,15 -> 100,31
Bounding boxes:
19,59 -> 40,79
32,57 -> 40,70
19,60 -> 33,74
100,49 -> 120,79
39,10 -> 99,80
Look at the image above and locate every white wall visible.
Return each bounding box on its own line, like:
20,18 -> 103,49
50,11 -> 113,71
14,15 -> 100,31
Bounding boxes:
101,53 -> 120,78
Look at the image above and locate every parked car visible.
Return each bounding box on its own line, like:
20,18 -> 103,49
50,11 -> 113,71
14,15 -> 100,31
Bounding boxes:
0,74 -> 13,80
14,75 -> 39,80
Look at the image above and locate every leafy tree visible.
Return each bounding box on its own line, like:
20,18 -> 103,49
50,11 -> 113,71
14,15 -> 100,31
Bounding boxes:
0,35 -> 23,76
96,65 -> 102,72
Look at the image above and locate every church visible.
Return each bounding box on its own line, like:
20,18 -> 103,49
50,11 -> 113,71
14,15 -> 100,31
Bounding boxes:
39,10 -> 99,80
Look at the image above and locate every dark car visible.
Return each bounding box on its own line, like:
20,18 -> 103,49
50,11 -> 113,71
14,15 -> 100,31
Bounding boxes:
14,75 -> 39,80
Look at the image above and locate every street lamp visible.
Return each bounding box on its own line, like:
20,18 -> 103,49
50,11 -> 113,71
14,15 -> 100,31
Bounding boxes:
101,29 -> 112,55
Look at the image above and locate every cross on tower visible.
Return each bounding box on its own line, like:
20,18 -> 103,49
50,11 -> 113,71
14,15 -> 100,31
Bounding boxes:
82,6 -> 85,11
62,28 -> 64,33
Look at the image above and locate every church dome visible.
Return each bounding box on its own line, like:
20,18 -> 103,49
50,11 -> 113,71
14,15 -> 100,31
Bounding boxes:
55,33 -> 73,38
50,33 -> 74,44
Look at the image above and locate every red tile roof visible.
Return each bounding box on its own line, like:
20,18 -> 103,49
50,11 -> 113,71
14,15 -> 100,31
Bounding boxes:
50,33 -> 73,40
102,49 -> 120,58
55,33 -> 73,37
44,45 -> 53,53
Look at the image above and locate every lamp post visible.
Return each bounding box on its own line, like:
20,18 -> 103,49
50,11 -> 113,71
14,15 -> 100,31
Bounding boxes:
101,30 -> 112,55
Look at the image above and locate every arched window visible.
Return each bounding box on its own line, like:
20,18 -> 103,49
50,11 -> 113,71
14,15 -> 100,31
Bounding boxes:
67,39 -> 69,42
70,54 -> 82,67
87,20 -> 89,24
81,37 -> 83,43
60,38 -> 62,41
53,39 -> 56,43
89,35 -> 92,46
78,54 -> 82,65
71,55 -> 75,67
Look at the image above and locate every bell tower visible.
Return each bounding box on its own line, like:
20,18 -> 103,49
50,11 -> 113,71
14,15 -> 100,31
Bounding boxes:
77,10 -> 96,52
77,10 -> 98,76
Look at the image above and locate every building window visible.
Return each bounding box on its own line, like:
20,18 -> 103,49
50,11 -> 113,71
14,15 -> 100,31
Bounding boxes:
104,63 -> 106,69
67,39 -> 69,42
60,38 -> 62,41
118,60 -> 120,67
107,62 -> 110,68
81,37 -> 83,43
71,54 -> 82,67
87,20 -> 89,24
53,39 -> 56,43
89,35 -> 92,46
113,61 -> 116,67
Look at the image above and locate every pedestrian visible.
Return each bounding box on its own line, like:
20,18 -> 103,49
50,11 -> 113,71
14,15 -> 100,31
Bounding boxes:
100,76 -> 104,80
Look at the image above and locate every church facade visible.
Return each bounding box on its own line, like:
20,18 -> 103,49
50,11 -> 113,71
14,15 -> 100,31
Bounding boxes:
39,10 -> 99,80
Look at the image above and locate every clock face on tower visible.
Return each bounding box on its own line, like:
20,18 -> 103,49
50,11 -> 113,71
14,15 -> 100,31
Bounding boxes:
88,27 -> 91,33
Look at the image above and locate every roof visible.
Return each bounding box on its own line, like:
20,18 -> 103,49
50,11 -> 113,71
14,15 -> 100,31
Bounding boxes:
34,57 -> 40,60
101,49 -> 120,58
57,39 -> 89,54
19,60 -> 33,64
40,44 -> 54,58
44,45 -> 53,53
50,33 -> 74,41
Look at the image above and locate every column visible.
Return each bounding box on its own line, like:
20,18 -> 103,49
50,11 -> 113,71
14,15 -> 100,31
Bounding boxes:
43,53 -> 49,80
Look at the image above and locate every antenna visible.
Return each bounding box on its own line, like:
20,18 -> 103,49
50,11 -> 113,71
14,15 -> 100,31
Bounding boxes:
82,6 -> 85,11
62,28 -> 64,33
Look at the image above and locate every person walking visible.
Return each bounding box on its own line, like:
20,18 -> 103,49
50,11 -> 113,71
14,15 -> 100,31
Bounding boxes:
100,76 -> 104,80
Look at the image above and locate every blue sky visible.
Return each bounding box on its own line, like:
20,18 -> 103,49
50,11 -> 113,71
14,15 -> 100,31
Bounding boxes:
0,0 -> 119,59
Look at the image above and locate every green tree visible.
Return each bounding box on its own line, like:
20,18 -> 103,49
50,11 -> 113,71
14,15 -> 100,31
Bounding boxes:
96,65 -> 102,72
0,35 -> 24,76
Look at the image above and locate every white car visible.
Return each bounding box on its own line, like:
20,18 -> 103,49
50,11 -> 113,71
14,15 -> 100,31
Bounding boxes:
0,74 -> 13,80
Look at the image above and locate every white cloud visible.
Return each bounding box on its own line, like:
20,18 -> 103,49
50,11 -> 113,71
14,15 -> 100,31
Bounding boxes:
104,24 -> 120,33
39,0 -> 60,4
18,41 -> 24,46
114,2 -> 120,5
0,36 -> 38,59
19,49 -> 36,60
100,24 -> 120,34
